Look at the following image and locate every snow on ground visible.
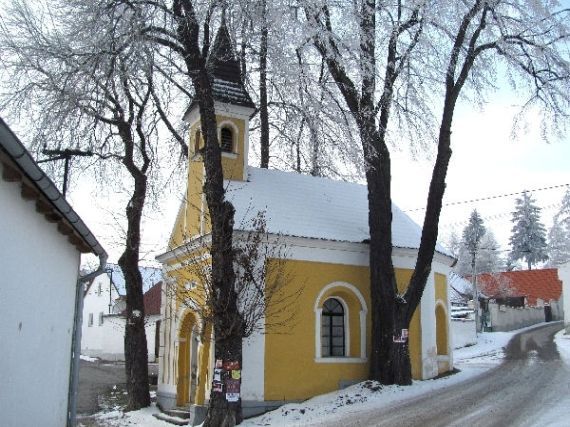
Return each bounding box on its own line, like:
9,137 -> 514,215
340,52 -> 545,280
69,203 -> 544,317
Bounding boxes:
241,330 -> 516,427
453,330 -> 512,365
80,355 -> 99,362
554,329 -> 570,364
80,404 -> 171,427
84,323 -> 570,427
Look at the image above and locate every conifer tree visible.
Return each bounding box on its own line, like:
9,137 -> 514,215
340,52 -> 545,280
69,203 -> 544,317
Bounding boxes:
547,188 -> 570,266
509,192 -> 548,270
453,210 -> 503,277
463,210 -> 486,256
477,232 -> 503,274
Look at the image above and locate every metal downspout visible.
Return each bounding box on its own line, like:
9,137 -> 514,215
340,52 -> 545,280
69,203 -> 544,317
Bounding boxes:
67,253 -> 108,427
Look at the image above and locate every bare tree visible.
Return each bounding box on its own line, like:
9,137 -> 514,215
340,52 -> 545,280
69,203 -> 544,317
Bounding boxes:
0,0 -> 187,409
164,211 -> 300,339
303,0 -> 570,385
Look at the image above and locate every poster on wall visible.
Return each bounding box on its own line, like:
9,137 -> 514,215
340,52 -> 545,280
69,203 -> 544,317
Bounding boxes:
225,378 -> 240,402
393,329 -> 409,343
213,368 -> 223,382
231,369 -> 241,380
226,393 -> 240,402
213,381 -> 223,393
223,360 -> 240,370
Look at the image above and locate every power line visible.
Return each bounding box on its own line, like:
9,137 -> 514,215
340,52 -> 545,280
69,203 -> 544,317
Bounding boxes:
403,183 -> 569,213
439,202 -> 562,229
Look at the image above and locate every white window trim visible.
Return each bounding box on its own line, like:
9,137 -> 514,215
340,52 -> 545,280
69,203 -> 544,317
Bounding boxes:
218,120 -> 239,155
314,282 -> 368,363
314,357 -> 368,364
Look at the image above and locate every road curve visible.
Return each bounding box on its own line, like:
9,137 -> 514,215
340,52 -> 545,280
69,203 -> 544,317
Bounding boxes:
318,322 -> 569,427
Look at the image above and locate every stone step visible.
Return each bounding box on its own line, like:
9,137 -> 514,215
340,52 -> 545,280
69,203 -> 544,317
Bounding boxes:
152,412 -> 189,426
165,408 -> 191,419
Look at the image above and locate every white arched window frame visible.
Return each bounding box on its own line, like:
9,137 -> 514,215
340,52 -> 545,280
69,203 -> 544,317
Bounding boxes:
217,121 -> 239,157
314,282 -> 368,363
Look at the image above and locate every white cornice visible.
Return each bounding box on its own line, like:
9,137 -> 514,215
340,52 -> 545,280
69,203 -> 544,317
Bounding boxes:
155,234 -> 213,264
183,102 -> 255,126
158,230 -> 455,270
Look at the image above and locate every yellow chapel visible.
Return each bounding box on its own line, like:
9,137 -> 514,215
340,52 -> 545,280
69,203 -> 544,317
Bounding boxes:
155,22 -> 454,424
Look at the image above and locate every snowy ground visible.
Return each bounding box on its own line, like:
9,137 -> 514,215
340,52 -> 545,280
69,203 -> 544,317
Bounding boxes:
80,323 -> 568,427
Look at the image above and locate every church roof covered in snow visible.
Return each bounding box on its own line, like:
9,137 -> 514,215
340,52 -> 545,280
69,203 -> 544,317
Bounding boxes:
225,167 -> 449,255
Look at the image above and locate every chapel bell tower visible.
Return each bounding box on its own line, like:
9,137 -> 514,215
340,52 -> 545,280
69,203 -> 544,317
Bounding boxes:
182,21 -> 256,182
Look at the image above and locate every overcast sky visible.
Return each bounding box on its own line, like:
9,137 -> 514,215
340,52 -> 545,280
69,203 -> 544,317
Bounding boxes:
392,95 -> 570,255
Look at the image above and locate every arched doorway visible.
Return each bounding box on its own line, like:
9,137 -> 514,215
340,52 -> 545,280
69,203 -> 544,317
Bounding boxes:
177,312 -> 200,406
435,304 -> 448,356
435,303 -> 449,374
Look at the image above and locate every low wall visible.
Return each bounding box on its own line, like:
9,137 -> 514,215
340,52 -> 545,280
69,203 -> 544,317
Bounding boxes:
559,263 -> 570,331
488,300 -> 563,332
451,318 -> 477,349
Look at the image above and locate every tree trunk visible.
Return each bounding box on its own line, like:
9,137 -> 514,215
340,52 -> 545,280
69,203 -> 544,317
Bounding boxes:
259,0 -> 269,169
184,36 -> 243,426
202,335 -> 243,427
118,171 -> 150,410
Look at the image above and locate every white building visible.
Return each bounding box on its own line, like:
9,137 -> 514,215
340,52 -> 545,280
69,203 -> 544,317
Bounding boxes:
0,118 -> 107,427
81,265 -> 163,361
560,261 -> 570,333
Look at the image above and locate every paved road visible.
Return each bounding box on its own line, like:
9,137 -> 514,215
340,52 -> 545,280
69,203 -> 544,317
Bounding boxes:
77,360 -> 126,415
319,323 -> 569,427
77,360 -> 159,415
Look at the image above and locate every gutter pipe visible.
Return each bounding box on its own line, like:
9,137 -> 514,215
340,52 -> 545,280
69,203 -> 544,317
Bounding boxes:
67,252 -> 107,427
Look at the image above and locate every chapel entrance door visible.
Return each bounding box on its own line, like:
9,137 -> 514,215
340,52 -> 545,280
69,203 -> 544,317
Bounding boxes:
189,328 -> 199,404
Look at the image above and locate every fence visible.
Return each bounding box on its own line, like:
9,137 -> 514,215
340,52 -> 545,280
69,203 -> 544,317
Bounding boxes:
487,300 -> 564,332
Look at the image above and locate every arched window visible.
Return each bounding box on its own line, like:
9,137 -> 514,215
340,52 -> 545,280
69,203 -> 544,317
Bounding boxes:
220,127 -> 234,153
194,130 -> 202,154
321,298 -> 345,357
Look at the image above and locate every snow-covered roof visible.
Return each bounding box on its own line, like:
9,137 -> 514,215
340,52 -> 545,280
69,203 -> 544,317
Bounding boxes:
448,272 -> 472,303
226,167 -> 449,255
107,264 -> 162,296
184,22 -> 255,115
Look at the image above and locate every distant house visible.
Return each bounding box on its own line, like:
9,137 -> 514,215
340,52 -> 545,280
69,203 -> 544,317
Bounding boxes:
81,264 -> 162,361
0,118 -> 107,427
558,262 -> 570,333
476,269 -> 564,331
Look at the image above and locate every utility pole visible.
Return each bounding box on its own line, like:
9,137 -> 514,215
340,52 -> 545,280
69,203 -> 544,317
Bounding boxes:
37,148 -> 94,197
470,249 -> 479,335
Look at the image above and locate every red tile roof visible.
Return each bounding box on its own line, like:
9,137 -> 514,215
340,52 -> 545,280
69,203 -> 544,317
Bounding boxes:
143,281 -> 162,316
476,269 -> 562,306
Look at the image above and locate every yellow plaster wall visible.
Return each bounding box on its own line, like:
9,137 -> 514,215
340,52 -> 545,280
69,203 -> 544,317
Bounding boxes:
169,114 -> 246,248
264,259 -> 423,401
434,273 -> 447,304
394,269 -> 422,380
188,115 -> 246,182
